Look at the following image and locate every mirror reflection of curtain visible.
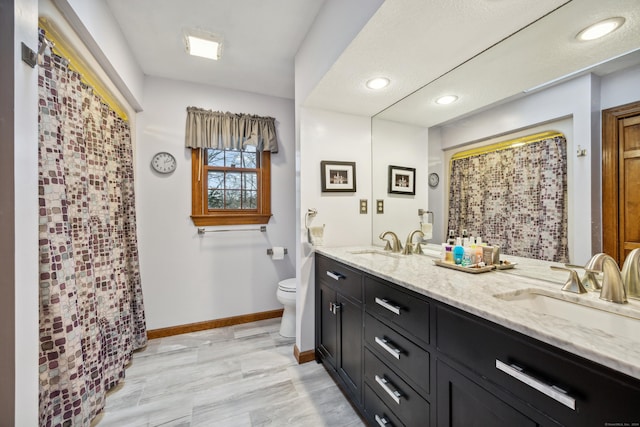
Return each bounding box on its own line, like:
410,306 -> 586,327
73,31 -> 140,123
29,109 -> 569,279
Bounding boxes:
38,31 -> 147,426
448,134 -> 568,262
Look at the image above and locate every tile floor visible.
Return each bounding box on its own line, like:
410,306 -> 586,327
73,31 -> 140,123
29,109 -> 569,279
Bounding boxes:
93,318 -> 365,427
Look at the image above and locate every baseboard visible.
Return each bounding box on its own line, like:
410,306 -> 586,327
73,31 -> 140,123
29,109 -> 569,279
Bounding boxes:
147,308 -> 284,340
294,344 -> 316,364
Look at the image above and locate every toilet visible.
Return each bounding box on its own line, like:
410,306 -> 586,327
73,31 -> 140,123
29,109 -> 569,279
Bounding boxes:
276,278 -> 297,337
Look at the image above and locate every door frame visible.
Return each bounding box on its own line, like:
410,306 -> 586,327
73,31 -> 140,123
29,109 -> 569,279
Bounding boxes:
602,100 -> 640,264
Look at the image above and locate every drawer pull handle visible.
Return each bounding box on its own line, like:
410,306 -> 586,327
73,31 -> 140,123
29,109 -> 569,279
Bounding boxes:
375,414 -> 391,426
375,375 -> 402,405
495,360 -> 576,410
326,271 -> 345,281
375,336 -> 401,359
375,297 -> 401,315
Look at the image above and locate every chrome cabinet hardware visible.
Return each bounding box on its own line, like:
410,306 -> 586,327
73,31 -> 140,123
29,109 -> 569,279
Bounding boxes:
375,297 -> 401,315
326,271 -> 345,281
375,414 -> 391,426
496,359 -> 576,410
375,375 -> 402,405
375,336 -> 401,359
328,302 -> 341,315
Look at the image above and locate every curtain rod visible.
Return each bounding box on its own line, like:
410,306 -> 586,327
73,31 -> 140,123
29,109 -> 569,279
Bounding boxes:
450,131 -> 564,162
38,17 -> 129,122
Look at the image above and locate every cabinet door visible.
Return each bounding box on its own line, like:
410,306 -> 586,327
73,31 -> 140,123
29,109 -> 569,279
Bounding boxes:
337,292 -> 363,402
437,360 -> 539,427
318,282 -> 337,368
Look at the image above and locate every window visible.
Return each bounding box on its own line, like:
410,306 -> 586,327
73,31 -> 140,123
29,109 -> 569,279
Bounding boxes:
191,146 -> 271,226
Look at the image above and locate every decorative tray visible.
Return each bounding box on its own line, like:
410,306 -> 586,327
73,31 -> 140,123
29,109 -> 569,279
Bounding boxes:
433,260 -> 496,274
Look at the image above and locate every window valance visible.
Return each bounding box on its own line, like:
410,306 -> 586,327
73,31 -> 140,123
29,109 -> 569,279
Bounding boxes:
185,107 -> 278,153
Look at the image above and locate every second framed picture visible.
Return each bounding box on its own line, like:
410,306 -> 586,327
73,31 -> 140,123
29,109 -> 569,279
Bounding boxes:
388,165 -> 416,195
321,161 -> 357,192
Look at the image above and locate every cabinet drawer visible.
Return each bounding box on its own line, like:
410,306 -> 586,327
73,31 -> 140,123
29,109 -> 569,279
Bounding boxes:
436,305 -> 640,426
316,255 -> 362,302
365,348 -> 430,427
364,384 -> 405,427
364,313 -> 430,397
365,276 -> 430,346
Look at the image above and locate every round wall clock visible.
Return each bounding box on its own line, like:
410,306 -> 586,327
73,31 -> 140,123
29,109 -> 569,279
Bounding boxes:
151,152 -> 177,174
428,172 -> 440,188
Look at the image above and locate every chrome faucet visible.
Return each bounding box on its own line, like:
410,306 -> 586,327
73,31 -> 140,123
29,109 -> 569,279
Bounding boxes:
402,230 -> 425,255
584,253 -> 627,304
621,248 -> 640,300
379,231 -> 403,253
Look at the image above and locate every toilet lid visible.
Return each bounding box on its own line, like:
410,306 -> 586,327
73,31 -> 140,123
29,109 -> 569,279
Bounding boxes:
279,278 -> 297,291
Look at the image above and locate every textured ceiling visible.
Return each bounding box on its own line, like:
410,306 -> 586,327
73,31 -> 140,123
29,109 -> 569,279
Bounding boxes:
305,0 -> 640,127
105,0 -> 640,123
105,0 -> 325,99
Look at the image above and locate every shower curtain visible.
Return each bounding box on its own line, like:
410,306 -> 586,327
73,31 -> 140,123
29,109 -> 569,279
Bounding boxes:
38,31 -> 147,427
448,134 -> 568,262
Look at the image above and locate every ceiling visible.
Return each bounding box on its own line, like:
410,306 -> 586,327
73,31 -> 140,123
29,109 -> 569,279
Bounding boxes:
104,0 -> 325,100
305,0 -> 640,127
105,0 -> 640,124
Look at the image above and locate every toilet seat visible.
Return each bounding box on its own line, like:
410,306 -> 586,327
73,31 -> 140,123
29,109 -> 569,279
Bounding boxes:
278,278 -> 297,292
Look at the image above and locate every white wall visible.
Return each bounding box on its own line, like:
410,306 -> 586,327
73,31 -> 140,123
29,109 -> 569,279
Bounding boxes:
49,0 -> 144,111
294,0 -> 384,353
14,0 -> 39,423
137,76 -> 296,330
601,63 -> 640,110
371,118 -> 429,243
297,107 -> 372,352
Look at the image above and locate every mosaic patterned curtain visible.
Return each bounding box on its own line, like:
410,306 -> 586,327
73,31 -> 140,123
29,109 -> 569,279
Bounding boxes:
448,135 -> 568,262
38,32 -> 147,427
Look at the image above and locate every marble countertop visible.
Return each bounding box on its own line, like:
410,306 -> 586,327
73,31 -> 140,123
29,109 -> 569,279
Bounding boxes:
315,245 -> 640,381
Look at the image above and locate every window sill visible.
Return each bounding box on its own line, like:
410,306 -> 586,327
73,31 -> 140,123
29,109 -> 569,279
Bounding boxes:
191,213 -> 272,227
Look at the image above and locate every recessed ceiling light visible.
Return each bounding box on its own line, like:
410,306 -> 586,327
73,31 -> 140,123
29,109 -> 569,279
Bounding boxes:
185,31 -> 223,60
366,77 -> 390,90
435,95 -> 458,105
576,17 -> 625,41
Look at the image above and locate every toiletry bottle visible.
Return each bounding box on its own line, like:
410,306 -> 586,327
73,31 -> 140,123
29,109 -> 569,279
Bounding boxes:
453,245 -> 464,265
461,247 -> 471,266
475,245 -> 483,265
447,230 -> 456,245
444,245 -> 453,263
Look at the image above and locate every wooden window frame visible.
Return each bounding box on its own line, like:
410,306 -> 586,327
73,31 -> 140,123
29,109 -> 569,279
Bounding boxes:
191,148 -> 272,226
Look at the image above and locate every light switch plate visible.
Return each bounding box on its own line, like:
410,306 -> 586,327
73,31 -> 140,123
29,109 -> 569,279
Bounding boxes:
360,199 -> 368,214
376,199 -> 384,214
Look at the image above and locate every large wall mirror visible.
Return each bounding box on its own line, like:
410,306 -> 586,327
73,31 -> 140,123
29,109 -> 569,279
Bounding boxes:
371,0 -> 640,269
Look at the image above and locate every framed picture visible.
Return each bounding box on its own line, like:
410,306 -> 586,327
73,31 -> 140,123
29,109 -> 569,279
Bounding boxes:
388,165 -> 416,195
321,161 -> 356,192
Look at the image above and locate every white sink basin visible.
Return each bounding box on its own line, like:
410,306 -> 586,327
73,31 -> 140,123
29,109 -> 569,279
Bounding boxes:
348,249 -> 401,259
493,288 -> 640,342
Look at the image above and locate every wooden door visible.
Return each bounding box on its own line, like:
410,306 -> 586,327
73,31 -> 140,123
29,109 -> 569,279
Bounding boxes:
603,101 -> 640,266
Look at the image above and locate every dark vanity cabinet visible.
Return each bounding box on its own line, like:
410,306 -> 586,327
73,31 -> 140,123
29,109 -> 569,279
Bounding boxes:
315,254 -> 363,404
314,253 -> 640,427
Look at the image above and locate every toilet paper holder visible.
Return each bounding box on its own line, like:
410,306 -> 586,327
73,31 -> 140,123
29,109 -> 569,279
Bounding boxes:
267,248 -> 288,255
